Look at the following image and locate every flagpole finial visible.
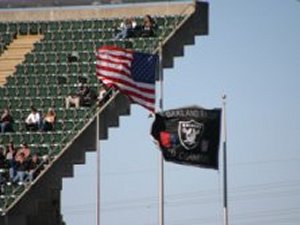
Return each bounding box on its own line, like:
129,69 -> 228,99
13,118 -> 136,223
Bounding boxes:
222,94 -> 227,101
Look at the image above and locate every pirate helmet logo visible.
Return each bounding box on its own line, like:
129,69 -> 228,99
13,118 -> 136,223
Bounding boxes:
178,120 -> 204,150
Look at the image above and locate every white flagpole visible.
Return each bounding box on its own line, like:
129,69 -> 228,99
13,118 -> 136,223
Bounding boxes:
158,42 -> 165,225
96,113 -> 100,225
222,94 -> 229,225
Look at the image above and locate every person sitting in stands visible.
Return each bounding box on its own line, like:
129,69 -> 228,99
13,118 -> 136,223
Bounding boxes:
65,83 -> 87,108
135,15 -> 157,38
67,51 -> 79,63
0,146 -> 7,189
41,108 -> 56,132
81,86 -> 97,107
97,85 -> 112,107
25,106 -> 41,131
0,108 -> 14,133
15,143 -> 31,163
65,83 -> 96,108
13,152 -> 28,185
27,153 -> 42,183
5,142 -> 16,182
115,17 -> 136,39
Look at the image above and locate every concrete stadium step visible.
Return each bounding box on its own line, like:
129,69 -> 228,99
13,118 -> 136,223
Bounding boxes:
0,34 -> 43,86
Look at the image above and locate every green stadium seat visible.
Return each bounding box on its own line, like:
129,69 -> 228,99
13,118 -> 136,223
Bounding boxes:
57,52 -> 67,63
38,21 -> 49,33
24,54 -> 35,63
8,23 -> 18,33
60,21 -> 72,31
72,21 -> 83,30
19,23 -> 29,35
29,22 -> 39,35
83,20 -> 93,30
0,23 -> 8,32
48,22 -> 59,31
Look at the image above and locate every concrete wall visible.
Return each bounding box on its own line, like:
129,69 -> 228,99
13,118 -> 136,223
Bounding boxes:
0,1 -> 195,22
0,0 -> 182,9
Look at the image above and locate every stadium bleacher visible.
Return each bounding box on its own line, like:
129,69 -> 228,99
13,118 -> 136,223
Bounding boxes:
0,1 -> 208,224
0,13 -> 183,211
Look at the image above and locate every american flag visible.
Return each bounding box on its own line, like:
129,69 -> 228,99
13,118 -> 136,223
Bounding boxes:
96,45 -> 158,112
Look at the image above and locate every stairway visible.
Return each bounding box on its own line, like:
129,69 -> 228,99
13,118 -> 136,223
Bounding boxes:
0,35 -> 43,86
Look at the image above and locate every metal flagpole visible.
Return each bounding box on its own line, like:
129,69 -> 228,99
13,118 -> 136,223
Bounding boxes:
96,112 -> 100,225
222,94 -> 229,225
158,42 -> 165,225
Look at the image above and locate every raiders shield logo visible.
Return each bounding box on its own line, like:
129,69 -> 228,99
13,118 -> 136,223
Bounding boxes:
178,120 -> 204,150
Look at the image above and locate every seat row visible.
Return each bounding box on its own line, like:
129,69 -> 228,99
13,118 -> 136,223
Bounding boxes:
0,15 -> 182,35
7,118 -> 86,134
44,15 -> 183,31
24,51 -> 95,64
42,25 -> 172,41
26,37 -> 158,64
0,131 -> 71,147
0,96 -> 66,109
33,38 -> 159,52
15,62 -> 96,75
7,107 -> 91,121
0,84 -> 99,97
5,73 -> 98,86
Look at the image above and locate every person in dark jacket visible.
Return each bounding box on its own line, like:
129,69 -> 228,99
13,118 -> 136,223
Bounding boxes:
135,15 -> 157,38
0,146 -> 7,188
13,153 -> 28,185
0,108 -> 14,133
27,154 -> 42,183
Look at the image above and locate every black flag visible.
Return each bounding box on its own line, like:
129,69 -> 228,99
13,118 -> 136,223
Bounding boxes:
151,106 -> 222,169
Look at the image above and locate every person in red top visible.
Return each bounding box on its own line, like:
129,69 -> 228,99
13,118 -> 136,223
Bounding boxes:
15,143 -> 31,162
0,108 -> 14,133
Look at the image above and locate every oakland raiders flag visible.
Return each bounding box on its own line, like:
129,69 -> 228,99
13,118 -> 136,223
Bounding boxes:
151,106 -> 222,169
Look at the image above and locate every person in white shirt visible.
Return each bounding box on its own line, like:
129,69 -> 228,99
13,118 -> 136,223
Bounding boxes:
25,106 -> 41,131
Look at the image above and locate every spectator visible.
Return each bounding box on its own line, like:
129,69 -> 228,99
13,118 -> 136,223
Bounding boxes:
25,106 -> 41,131
27,153 -> 42,183
41,108 -> 56,132
115,17 -> 136,39
81,86 -> 97,107
0,146 -> 6,169
135,15 -> 157,38
65,82 -> 84,108
5,142 -> 16,182
0,146 -> 6,187
0,108 -> 14,133
97,85 -> 111,107
67,51 -> 79,63
15,143 -> 31,162
65,83 -> 96,108
13,152 -> 28,185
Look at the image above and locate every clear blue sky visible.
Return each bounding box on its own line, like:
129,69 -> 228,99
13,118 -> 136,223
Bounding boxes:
61,1 -> 300,224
